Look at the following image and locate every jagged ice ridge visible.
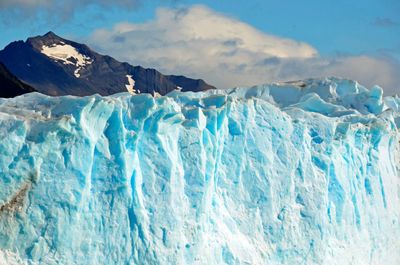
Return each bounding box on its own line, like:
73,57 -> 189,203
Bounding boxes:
0,78 -> 399,264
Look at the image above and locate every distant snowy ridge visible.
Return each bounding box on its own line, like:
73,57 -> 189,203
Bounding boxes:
0,77 -> 399,264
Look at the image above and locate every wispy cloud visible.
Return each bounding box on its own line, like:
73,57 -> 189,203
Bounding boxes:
373,17 -> 398,27
88,5 -> 399,95
0,0 -> 141,21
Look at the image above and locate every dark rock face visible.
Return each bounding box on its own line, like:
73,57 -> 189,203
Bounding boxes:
0,62 -> 36,98
0,31 -> 215,96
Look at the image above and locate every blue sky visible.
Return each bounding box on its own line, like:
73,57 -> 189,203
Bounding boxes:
0,0 -> 399,93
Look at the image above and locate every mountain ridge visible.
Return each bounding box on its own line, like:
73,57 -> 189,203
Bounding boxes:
0,31 -> 215,96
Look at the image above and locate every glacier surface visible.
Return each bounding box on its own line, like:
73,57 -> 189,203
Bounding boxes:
0,77 -> 399,264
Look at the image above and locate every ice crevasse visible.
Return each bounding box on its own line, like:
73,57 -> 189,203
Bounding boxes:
0,77 -> 399,264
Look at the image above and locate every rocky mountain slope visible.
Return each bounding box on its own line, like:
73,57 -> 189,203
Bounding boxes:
0,62 -> 35,98
0,32 -> 215,96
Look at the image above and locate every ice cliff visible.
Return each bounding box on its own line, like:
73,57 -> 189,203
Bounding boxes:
0,77 -> 399,265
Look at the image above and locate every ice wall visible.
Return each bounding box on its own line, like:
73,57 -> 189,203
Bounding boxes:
0,78 -> 399,264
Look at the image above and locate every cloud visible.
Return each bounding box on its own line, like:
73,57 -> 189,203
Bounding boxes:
0,0 -> 141,21
88,5 -> 399,95
373,17 -> 398,27
0,0 -> 139,9
91,5 -> 317,59
0,0 -> 50,8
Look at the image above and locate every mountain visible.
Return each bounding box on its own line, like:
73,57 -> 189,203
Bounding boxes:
0,62 -> 36,98
0,32 -> 215,96
0,78 -> 399,264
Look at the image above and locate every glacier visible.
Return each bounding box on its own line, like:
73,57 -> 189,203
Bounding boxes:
0,77 -> 399,265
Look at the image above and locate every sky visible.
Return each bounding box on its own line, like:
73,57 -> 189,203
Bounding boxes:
0,0 -> 399,94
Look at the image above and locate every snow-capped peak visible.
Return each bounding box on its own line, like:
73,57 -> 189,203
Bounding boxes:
40,43 -> 93,78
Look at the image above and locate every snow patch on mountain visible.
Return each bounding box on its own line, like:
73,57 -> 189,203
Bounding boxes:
125,75 -> 136,95
40,43 -> 93,78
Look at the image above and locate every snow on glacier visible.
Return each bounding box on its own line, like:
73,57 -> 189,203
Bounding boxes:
0,77 -> 399,264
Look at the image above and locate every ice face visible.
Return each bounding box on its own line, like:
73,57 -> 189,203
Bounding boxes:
0,78 -> 399,264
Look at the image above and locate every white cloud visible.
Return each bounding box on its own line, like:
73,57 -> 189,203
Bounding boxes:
88,5 -> 399,94
91,5 -> 317,59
